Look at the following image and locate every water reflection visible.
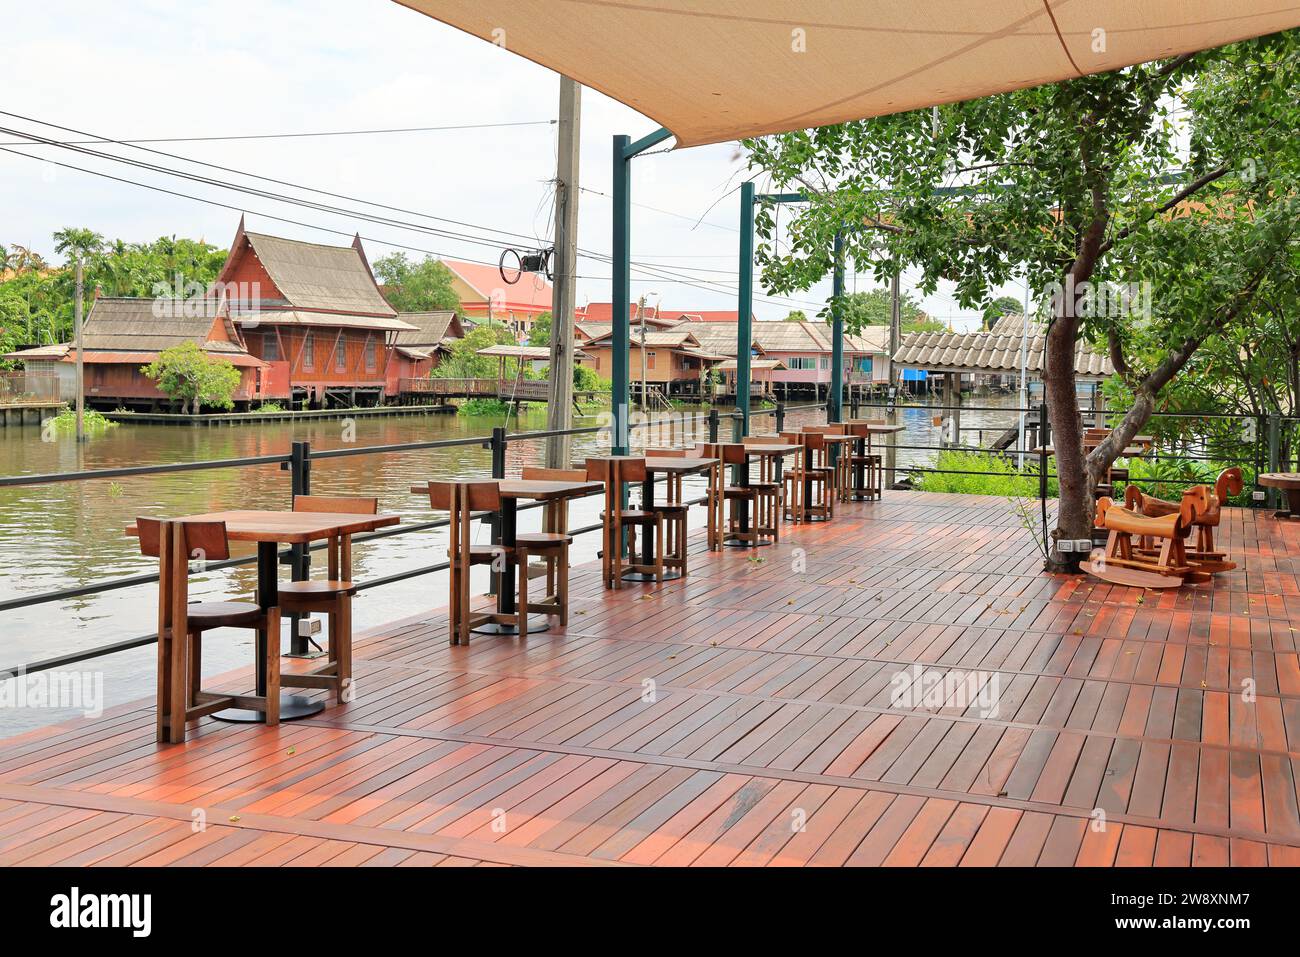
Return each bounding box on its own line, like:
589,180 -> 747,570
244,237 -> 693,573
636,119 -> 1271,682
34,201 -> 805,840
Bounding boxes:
0,395 -> 1021,732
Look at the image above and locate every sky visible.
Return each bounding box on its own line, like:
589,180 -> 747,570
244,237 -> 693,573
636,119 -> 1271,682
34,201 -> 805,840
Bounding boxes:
0,0 -> 1016,329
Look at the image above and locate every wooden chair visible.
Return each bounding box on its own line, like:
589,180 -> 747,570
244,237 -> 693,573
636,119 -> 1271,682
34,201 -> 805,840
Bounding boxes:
739,437 -> 782,543
138,518 -> 281,744
428,481 -> 520,644
1124,467 -> 1241,573
518,467 -> 579,621
642,450 -> 692,576
781,431 -> 835,522
586,457 -> 664,588
273,495 -> 376,704
1088,486 -> 1208,588
1084,427 -> 1130,496
803,425 -> 852,501
686,444 -> 725,550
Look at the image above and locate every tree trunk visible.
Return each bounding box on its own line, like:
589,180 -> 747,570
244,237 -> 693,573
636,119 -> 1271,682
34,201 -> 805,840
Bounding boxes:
1043,312 -> 1092,573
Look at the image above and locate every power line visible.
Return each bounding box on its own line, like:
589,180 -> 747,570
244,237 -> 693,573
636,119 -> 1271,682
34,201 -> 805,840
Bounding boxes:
1,118 -> 828,310
0,119 -> 556,147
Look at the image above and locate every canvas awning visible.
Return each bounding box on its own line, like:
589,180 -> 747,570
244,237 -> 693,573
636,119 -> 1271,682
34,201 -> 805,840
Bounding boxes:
394,1 -> 1300,148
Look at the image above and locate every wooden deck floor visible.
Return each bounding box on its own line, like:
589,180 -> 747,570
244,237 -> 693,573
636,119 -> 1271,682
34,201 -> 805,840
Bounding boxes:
3,490 -> 1300,867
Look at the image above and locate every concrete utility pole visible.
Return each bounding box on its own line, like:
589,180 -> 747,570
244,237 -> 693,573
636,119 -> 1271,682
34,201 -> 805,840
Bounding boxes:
544,76 -> 581,469
74,257 -> 85,442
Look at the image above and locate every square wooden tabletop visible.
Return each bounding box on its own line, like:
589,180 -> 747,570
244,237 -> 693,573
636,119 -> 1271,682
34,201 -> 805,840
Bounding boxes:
126,510 -> 400,545
410,479 -> 604,501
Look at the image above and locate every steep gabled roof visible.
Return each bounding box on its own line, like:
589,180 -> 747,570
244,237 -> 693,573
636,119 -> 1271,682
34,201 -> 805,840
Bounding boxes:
442,259 -> 553,313
392,311 -> 464,347
221,222 -> 396,317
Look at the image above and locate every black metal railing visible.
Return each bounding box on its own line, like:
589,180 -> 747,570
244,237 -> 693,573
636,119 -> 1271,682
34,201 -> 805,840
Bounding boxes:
0,403 -> 824,674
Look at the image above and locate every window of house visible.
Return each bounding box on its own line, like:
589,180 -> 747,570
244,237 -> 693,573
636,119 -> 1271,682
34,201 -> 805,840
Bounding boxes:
335,335 -> 347,372
262,332 -> 280,362
302,333 -> 314,370
819,357 -> 829,370
786,356 -> 815,370
645,351 -> 656,370
365,337 -> 377,372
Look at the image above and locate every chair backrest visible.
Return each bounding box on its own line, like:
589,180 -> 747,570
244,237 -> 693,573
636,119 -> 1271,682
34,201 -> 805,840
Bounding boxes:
741,435 -> 779,446
136,518 -> 231,562
644,447 -> 688,457
428,480 -> 500,512
587,457 -> 647,483
695,442 -> 746,465
784,430 -> 824,450
521,466 -> 589,482
293,495 -> 378,515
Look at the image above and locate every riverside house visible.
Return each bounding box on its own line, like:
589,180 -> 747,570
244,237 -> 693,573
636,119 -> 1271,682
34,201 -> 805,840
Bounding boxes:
2,295 -> 265,410
215,221 -> 419,408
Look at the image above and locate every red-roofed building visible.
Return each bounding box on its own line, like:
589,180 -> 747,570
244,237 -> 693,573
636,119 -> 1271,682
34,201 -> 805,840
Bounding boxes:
441,259 -> 552,342
576,302 -> 677,326
665,310 -> 740,323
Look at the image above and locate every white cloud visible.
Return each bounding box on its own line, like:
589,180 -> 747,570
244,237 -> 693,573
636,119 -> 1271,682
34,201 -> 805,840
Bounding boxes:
1,0 -> 1019,327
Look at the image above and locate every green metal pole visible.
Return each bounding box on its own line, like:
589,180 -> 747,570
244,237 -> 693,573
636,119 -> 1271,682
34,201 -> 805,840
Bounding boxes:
830,230 -> 844,423
611,134 -> 631,454
737,181 -> 755,438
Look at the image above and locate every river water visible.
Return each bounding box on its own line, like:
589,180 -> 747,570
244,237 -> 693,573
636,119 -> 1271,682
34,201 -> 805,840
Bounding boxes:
0,394 -> 1025,733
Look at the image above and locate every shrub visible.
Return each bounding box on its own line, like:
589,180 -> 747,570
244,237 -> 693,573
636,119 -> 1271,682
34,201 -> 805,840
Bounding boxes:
912,449 -> 1057,497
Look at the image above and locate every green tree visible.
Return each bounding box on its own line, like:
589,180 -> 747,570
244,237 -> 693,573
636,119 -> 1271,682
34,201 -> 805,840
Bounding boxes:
431,321 -> 518,379
783,309 -> 809,322
526,311 -> 552,346
981,295 -> 1022,330
746,32 -> 1300,569
373,253 -> 461,313
838,289 -> 942,332
140,341 -> 242,414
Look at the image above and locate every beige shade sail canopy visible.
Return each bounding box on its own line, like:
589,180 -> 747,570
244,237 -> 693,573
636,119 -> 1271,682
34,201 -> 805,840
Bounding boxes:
395,1 -> 1300,147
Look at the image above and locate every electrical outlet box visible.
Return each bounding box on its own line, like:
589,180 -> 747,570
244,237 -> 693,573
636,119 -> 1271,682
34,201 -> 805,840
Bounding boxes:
297,616 -> 321,638
1252,490 -> 1267,501
1074,539 -> 1094,553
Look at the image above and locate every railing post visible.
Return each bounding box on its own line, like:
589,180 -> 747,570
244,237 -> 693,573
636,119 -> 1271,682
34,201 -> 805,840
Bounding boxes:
286,440 -> 312,655
775,401 -> 785,434
731,409 -> 742,443
1267,414 -> 1281,509
707,408 -> 719,444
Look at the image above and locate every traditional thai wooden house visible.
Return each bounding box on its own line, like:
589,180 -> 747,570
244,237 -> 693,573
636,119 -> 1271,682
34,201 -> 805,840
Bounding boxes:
2,296 -> 265,410
387,310 -> 465,397
215,221 -> 419,408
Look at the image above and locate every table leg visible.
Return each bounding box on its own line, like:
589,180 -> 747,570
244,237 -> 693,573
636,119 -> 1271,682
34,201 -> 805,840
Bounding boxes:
475,497 -> 549,634
213,540 -> 323,723
1278,487 -> 1300,520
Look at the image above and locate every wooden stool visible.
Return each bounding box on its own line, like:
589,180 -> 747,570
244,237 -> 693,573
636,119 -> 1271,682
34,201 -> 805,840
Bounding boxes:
428,480 -> 544,644
277,495 -> 377,704
643,450 -> 692,576
138,518 -> 281,744
804,425 -> 852,502
587,458 -> 664,588
781,431 -> 835,522
519,467 -> 583,622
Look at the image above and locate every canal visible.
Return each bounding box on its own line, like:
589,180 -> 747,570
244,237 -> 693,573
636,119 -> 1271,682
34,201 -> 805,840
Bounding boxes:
0,394 -> 1026,733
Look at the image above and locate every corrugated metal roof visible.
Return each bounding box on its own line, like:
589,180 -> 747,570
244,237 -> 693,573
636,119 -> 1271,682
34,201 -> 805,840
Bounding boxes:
893,328 -> 1113,380
243,231 -> 396,317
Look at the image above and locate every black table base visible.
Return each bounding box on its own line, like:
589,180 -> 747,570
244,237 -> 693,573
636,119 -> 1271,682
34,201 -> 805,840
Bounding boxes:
473,615 -> 552,635
213,695 -> 324,723
622,569 -> 683,581
722,537 -> 773,548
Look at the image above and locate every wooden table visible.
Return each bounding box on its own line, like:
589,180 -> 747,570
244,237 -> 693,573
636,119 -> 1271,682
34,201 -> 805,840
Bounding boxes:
727,444 -> 799,545
128,509 -> 399,722
412,478 -> 602,634
841,421 -> 904,501
585,456 -> 719,579
1258,472 -> 1300,519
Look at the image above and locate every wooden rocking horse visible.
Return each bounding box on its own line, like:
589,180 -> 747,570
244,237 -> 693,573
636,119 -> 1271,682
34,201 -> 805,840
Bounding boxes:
1087,485 -> 1209,588
1123,467 -> 1241,574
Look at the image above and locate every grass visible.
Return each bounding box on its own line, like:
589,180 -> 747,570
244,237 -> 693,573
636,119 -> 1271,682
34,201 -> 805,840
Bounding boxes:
457,398 -> 512,417
47,406 -> 118,436
912,449 -> 1056,497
